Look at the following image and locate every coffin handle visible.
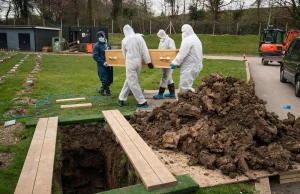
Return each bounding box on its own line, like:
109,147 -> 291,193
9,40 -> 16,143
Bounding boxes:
109,56 -> 117,60
160,57 -> 170,61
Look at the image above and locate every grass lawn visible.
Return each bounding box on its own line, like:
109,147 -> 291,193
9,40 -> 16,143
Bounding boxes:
109,33 -> 260,56
0,53 -> 24,76
0,54 -> 253,194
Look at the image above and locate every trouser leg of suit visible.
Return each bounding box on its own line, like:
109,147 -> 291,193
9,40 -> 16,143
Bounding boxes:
179,66 -> 200,93
119,60 -> 146,104
160,69 -> 174,88
119,80 -> 131,101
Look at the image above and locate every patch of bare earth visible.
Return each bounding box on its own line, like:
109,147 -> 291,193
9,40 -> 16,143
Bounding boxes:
0,153 -> 13,168
0,123 -> 25,144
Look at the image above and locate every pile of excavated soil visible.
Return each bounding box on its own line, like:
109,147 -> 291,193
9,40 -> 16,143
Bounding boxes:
60,124 -> 137,194
130,73 -> 300,178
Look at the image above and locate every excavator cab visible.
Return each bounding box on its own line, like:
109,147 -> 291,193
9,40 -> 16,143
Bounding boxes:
259,28 -> 285,65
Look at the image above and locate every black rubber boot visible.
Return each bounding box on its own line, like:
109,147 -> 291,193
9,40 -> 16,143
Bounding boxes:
137,101 -> 148,108
118,99 -> 125,107
105,87 -> 111,96
168,83 -> 175,95
159,87 -> 165,95
99,87 -> 106,96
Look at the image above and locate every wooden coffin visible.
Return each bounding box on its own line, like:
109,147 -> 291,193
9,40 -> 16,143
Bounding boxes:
105,49 -> 179,68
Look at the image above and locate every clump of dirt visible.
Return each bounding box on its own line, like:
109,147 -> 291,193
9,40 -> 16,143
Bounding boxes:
60,123 -> 137,194
0,123 -> 25,144
13,97 -> 37,105
17,88 -> 33,95
0,153 -> 13,168
3,106 -> 28,118
130,72 -> 300,178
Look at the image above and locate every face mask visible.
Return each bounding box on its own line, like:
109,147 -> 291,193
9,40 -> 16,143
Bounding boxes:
98,38 -> 105,43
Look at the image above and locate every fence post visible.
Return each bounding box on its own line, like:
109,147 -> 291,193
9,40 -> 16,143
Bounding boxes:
61,18 -> 63,36
150,20 -> 151,34
13,18 -> 15,25
77,19 -> 79,27
28,17 -> 30,26
213,23 -> 215,35
112,20 -> 114,34
43,18 -> 45,26
236,23 -> 239,35
258,23 -> 261,35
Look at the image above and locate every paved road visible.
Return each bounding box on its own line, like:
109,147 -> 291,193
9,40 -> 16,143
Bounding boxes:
204,55 -> 300,120
205,55 -> 300,194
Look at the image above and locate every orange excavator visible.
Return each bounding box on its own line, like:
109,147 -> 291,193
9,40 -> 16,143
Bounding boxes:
259,28 -> 300,65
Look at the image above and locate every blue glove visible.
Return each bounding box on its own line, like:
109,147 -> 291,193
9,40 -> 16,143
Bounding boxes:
103,62 -> 108,67
170,63 -> 176,69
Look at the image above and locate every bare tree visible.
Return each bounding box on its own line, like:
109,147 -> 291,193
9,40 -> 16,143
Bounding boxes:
206,0 -> 234,21
275,0 -> 300,26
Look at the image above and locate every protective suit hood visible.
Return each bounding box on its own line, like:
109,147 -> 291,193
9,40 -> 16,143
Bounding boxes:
182,24 -> 195,39
157,30 -> 167,39
96,31 -> 106,39
123,25 -> 135,37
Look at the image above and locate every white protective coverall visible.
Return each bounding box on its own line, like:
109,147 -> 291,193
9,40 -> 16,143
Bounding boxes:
118,25 -> 151,104
157,30 -> 176,88
172,24 -> 203,92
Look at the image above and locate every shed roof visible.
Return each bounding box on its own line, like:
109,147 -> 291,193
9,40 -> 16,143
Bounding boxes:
0,25 -> 60,31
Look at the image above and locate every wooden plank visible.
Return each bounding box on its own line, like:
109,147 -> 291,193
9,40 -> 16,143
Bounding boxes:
110,110 -> 177,187
56,97 -> 86,103
280,173 -> 300,180
255,178 -> 271,194
15,118 -> 49,194
33,117 -> 58,194
61,103 -> 92,109
280,177 -> 300,184
102,110 -> 162,190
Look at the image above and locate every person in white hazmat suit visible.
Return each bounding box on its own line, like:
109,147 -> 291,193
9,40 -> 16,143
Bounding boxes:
170,24 -> 203,92
153,30 -> 177,99
118,24 -> 154,108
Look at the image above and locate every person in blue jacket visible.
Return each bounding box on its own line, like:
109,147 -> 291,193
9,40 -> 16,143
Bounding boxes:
92,31 -> 113,96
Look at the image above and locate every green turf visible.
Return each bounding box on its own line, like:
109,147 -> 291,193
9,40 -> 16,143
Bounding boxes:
196,182 -> 255,194
0,55 -> 246,120
0,54 -> 35,121
109,34 -> 260,56
0,126 -> 35,194
99,174 -> 199,194
0,53 -> 24,76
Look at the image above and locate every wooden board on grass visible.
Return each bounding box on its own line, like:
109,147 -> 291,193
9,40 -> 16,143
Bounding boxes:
255,178 -> 271,194
154,149 -> 300,188
56,97 -> 86,103
110,110 -> 177,187
61,103 -> 92,109
15,118 -> 49,194
102,110 -> 163,190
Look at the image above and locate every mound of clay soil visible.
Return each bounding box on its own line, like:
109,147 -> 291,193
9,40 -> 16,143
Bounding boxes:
130,73 -> 300,178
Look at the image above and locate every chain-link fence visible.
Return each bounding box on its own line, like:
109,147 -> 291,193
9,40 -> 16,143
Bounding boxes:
0,16 -> 295,35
